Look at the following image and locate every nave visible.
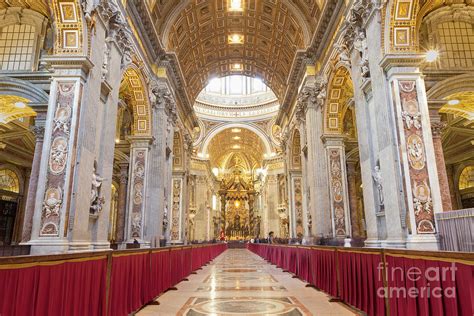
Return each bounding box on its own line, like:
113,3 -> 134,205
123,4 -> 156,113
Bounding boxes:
138,249 -> 354,316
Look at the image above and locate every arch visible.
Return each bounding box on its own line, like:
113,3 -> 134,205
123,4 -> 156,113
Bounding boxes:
289,129 -> 302,170
323,67 -> 354,134
162,0 -> 310,101
385,0 -> 474,53
0,77 -> 49,105
201,123 -> 273,156
50,0 -> 87,55
427,74 -> 474,100
0,164 -> 24,195
172,131 -> 185,170
120,65 -> 152,136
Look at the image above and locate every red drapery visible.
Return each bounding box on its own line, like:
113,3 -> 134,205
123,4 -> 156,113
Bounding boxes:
386,255 -> 474,316
308,248 -> 338,297
0,257 -> 107,316
337,250 -> 385,316
150,249 -> 171,298
108,252 -> 152,316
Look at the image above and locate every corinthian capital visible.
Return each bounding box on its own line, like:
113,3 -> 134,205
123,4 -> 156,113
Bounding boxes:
297,75 -> 327,112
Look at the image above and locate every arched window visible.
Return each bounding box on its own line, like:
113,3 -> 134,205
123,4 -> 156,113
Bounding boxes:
421,6 -> 474,70
0,24 -> 36,71
0,168 -> 20,193
0,8 -> 48,72
459,166 -> 474,190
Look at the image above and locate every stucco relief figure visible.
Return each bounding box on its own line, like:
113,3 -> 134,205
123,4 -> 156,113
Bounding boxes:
133,182 -> 143,205
53,107 -> 71,135
407,135 -> 425,170
372,165 -> 384,207
354,31 -> 370,78
43,187 -> 62,218
131,213 -> 141,235
81,0 -> 98,23
90,163 -> 105,215
334,43 -> 351,67
401,111 -> 421,130
49,137 -> 68,174
307,213 -> 313,234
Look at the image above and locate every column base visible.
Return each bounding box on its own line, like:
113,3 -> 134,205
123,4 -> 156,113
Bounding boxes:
68,241 -> 94,252
93,241 -> 112,251
381,239 -> 407,249
364,238 -> 382,248
28,238 -> 70,255
406,234 -> 439,251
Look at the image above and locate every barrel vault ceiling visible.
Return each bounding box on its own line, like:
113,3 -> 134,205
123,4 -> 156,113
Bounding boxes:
146,0 -> 327,102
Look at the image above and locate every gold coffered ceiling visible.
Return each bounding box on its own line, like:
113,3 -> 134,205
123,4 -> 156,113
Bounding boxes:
153,0 -> 322,102
207,128 -> 266,169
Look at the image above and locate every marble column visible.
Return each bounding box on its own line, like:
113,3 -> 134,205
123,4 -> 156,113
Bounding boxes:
295,110 -> 310,238
145,83 -> 175,247
115,163 -> 128,243
346,160 -> 362,238
220,193 -> 226,236
323,136 -> 351,238
298,76 -> 331,237
446,165 -> 459,210
125,136 -> 152,245
430,119 -> 453,211
382,58 -> 443,250
21,112 -> 46,243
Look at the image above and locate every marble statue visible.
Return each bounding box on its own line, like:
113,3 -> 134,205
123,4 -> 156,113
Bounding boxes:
90,163 -> 105,215
372,165 -> 384,207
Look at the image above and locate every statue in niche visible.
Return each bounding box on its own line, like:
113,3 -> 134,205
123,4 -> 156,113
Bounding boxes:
162,197 -> 169,235
372,164 -> 384,208
90,161 -> 105,215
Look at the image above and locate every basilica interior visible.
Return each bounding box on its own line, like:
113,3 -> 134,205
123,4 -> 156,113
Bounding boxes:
0,0 -> 473,315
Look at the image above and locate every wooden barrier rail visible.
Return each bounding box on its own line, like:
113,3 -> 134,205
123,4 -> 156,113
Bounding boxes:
248,244 -> 473,316
0,243 -> 227,316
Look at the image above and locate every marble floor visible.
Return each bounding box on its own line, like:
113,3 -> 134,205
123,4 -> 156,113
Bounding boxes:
137,249 -> 356,316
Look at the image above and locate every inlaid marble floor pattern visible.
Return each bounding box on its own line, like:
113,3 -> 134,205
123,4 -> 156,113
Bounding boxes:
138,249 -> 355,316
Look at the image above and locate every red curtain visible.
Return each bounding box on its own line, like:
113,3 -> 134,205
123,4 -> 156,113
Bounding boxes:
108,253 -> 152,316
386,255 -> 474,316
296,247 -> 311,283
337,251 -> 385,316
0,257 -> 107,316
150,249 -> 171,298
308,248 -> 338,297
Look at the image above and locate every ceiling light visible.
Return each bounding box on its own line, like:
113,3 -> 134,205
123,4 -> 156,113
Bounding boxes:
228,34 -> 244,44
425,50 -> 439,62
448,99 -> 460,106
233,136 -> 241,140
231,63 -> 242,71
115,138 -> 120,144
14,102 -> 26,108
229,0 -> 243,11
231,128 -> 241,133
232,145 -> 241,149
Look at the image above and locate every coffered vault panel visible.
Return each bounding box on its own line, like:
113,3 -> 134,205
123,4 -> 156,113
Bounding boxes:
207,127 -> 266,169
162,0 -> 318,102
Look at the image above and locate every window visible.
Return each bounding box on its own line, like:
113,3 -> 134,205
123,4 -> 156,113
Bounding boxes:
459,166 -> 474,190
0,24 -> 36,71
0,168 -> 20,193
437,21 -> 474,69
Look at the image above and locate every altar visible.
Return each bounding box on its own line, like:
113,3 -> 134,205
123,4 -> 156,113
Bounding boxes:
218,169 -> 259,240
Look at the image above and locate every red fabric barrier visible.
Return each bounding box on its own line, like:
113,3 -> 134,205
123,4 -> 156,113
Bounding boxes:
386,255 -> 474,316
108,252 -> 152,316
0,257 -> 107,316
296,247 -> 311,283
170,248 -> 183,286
307,248 -> 338,297
338,250 -> 385,316
150,249 -> 171,298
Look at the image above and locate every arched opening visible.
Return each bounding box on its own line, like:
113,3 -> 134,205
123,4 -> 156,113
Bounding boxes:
0,166 -> 22,245
324,66 -> 366,241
